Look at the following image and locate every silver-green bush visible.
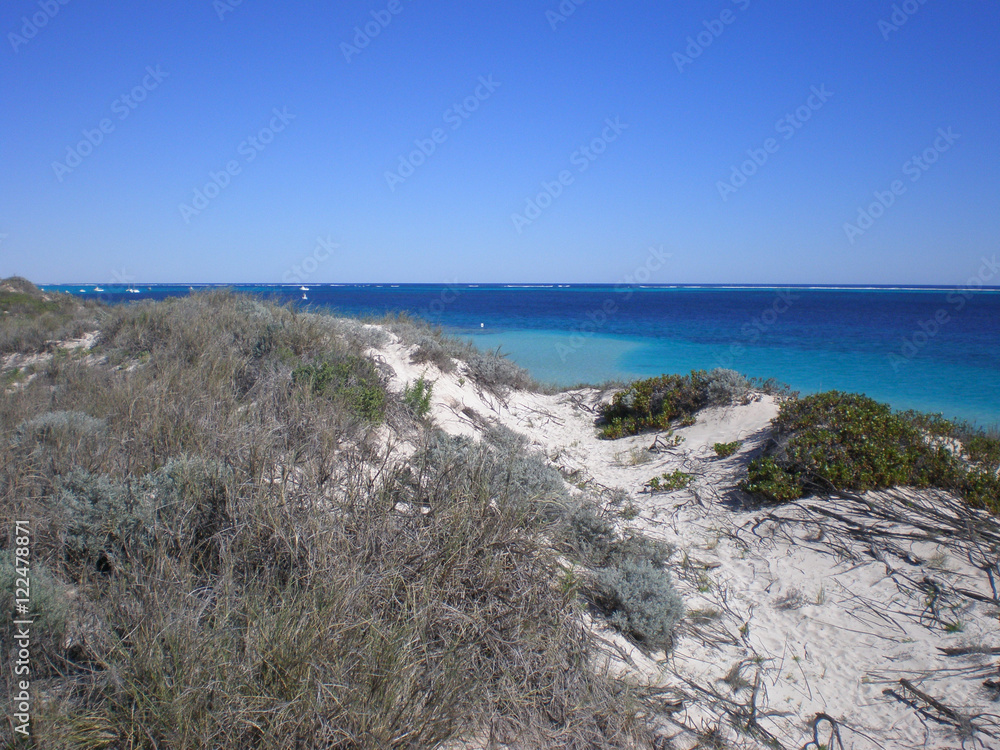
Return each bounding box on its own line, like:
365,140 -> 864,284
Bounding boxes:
590,559 -> 684,652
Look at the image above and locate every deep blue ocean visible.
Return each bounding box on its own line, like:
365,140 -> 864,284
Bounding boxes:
44,284 -> 1000,427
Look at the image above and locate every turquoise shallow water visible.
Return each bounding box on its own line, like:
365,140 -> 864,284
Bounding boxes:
465,329 -> 1000,426
44,284 -> 1000,427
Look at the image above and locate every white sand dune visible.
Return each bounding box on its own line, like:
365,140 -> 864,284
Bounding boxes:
374,329 -> 1000,749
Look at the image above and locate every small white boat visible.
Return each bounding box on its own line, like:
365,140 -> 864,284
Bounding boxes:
94,286 -> 104,292
301,293 -> 308,300
79,288 -> 87,292
299,285 -> 309,291
126,287 -> 141,293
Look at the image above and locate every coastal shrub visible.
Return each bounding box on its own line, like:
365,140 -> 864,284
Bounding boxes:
379,312 -> 475,372
599,369 -> 751,439
964,472 -> 1000,512
292,356 -> 387,423
53,457 -> 232,576
13,409 -> 107,474
563,503 -> 672,568
964,434 -> 1000,468
147,457 -> 233,567
646,470 -> 693,493
561,502 -> 680,650
706,368 -> 750,405
99,300 -> 175,356
588,559 -> 684,652
742,392 -> 945,500
17,409 -> 105,441
327,316 -> 390,351
402,375 -> 434,419
0,277 -> 100,353
0,291 -> 60,316
411,334 -> 457,372
56,470 -> 152,573
741,391 -> 999,510
467,349 -> 535,395
411,426 -> 570,522
0,553 -> 69,674
481,425 -> 570,514
0,276 -> 42,294
563,503 -> 618,564
713,440 -> 742,458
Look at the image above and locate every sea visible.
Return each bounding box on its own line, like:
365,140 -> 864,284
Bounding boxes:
44,283 -> 1000,428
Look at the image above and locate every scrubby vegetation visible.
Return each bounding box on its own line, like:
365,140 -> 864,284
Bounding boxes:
598,369 -> 754,438
589,560 -> 684,652
466,347 -> 536,396
381,312 -> 537,395
292,357 -> 388,423
741,391 -> 1000,511
647,470 -> 694,493
0,283 -> 680,749
713,441 -> 742,458
402,374 -> 434,419
0,277 -> 100,353
559,504 -> 682,651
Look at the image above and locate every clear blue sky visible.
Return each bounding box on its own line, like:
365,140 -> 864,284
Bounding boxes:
2,0 -> 998,284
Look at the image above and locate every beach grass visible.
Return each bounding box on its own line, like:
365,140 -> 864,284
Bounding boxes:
0,282 -> 661,749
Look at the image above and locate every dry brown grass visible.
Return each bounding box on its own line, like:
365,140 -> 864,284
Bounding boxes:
0,287 -> 654,749
0,278 -> 100,354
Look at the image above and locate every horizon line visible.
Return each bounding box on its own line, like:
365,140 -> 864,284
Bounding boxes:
36,282 -> 1000,292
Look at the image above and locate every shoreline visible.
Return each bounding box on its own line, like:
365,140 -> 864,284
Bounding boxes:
33,283 -> 1000,428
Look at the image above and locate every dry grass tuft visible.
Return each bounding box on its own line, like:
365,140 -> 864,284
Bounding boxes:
0,287 -> 659,749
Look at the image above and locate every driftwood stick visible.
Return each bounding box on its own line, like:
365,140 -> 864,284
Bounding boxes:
898,679 -> 962,722
882,688 -> 953,727
938,645 -> 1000,657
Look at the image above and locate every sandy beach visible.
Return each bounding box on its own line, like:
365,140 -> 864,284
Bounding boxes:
374,325 -> 1000,750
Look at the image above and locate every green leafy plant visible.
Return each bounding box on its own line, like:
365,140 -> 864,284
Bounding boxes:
599,369 -> 751,439
402,375 -> 434,419
646,470 -> 692,493
713,441 -> 742,458
741,391 -> 1000,511
292,356 -> 387,423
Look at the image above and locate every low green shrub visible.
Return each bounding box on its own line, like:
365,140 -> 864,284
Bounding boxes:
293,356 -> 387,423
740,456 -> 804,502
964,434 -> 1000,468
402,375 -> 434,419
599,369 -> 750,439
646,470 -> 693,493
741,391 -> 1000,511
713,441 -> 742,458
